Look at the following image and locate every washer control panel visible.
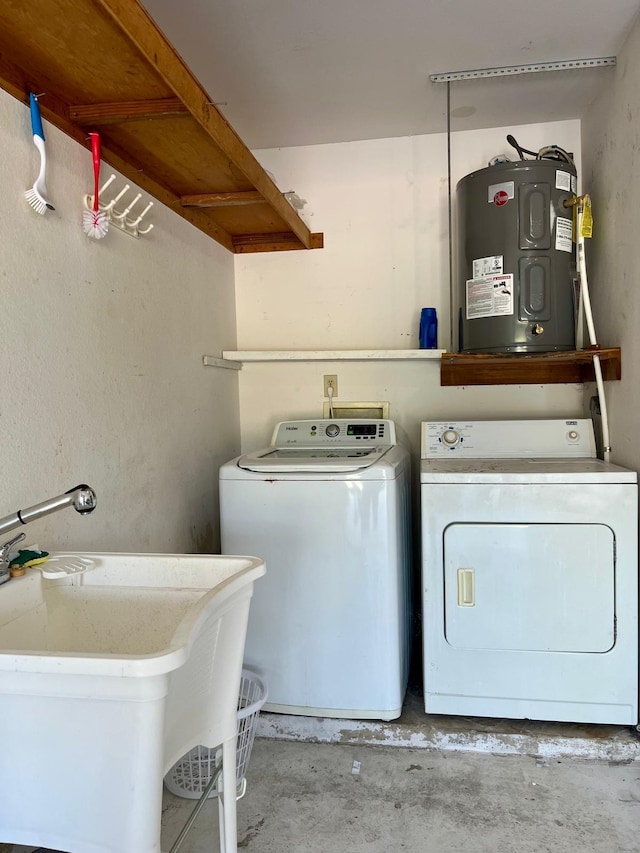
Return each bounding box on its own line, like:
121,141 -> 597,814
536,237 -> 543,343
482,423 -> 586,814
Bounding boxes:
441,428 -> 462,447
422,419 -> 596,459
272,419 -> 396,447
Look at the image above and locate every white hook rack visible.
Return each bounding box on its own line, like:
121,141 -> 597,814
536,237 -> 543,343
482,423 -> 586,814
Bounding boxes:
82,174 -> 154,238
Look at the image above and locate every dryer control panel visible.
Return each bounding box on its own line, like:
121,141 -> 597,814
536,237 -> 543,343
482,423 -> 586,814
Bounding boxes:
422,419 -> 596,458
272,419 -> 397,447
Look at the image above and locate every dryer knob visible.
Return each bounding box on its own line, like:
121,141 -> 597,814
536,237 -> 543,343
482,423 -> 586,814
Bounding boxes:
325,423 -> 340,437
442,429 -> 460,446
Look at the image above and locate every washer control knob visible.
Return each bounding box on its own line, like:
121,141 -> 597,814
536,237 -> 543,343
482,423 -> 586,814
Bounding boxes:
325,423 -> 340,437
567,430 -> 579,441
442,429 -> 460,446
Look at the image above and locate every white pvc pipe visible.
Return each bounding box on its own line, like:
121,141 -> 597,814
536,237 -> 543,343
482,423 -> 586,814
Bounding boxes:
576,202 -> 611,461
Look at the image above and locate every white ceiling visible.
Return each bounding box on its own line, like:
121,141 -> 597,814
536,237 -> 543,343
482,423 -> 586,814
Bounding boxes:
141,0 -> 640,150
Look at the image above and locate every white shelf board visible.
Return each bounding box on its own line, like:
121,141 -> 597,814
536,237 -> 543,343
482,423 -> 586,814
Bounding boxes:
202,355 -> 242,370
222,349 -> 445,363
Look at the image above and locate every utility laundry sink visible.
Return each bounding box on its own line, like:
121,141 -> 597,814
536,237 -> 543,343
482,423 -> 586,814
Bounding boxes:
0,551 -> 265,853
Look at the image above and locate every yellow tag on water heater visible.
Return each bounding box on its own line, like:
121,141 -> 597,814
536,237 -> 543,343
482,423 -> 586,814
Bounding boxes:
580,196 -> 593,238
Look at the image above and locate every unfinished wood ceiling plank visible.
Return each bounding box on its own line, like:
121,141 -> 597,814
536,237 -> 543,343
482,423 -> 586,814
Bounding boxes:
0,0 -> 323,253
70,97 -> 189,125
233,232 -> 325,254
95,0 -> 314,250
181,191 -> 267,208
207,200 -> 314,237
102,117 -> 254,197
94,142 -> 236,250
0,65 -> 235,251
0,0 -> 170,104
86,139 -> 236,252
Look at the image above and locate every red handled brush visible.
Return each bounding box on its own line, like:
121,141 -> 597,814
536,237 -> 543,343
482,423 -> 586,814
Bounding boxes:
83,132 -> 109,239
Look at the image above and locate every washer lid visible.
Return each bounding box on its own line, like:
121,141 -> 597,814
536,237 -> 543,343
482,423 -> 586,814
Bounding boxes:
420,457 -> 637,484
238,445 -> 391,473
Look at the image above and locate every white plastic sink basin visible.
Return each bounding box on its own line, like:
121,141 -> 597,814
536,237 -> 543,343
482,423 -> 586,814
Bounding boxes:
0,551 -> 265,853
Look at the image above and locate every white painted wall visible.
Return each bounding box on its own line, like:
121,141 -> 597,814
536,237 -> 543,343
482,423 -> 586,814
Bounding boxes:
581,15 -> 640,471
234,120 -> 585,456
0,89 -> 238,553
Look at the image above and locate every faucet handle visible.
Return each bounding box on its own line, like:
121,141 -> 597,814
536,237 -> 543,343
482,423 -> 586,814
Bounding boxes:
0,531 -> 26,561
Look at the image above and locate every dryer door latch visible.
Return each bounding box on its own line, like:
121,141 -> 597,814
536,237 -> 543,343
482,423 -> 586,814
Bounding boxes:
457,568 -> 475,607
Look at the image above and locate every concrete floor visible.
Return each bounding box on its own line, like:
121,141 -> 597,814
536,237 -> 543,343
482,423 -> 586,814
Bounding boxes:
159,738 -> 640,853
3,735 -> 639,852
5,684 -> 640,853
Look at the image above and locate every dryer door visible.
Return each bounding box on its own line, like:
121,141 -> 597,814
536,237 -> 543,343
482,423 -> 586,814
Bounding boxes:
444,523 -> 615,652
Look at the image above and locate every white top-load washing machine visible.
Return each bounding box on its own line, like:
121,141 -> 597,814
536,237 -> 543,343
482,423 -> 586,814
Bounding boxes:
421,419 -> 638,725
220,419 -> 412,721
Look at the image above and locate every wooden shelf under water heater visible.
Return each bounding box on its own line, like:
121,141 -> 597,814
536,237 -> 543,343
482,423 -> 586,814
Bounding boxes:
440,347 -> 622,386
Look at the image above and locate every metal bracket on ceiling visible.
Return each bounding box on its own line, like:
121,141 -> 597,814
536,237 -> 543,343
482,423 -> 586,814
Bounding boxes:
430,56 -> 616,83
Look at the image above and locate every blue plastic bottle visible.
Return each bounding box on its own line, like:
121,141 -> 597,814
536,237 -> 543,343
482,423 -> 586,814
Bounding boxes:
419,308 -> 438,349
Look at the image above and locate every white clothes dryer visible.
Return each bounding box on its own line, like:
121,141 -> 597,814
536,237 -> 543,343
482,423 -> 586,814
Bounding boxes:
220,419 -> 412,721
421,419 -> 638,725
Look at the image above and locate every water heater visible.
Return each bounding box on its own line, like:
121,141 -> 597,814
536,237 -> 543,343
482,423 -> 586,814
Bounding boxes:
457,158 -> 577,353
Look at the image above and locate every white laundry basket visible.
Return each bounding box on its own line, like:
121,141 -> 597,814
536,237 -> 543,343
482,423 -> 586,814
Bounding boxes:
165,669 -> 267,800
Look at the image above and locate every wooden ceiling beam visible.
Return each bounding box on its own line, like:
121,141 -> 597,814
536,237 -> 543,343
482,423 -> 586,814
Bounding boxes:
95,138 -> 236,251
0,0 -> 323,254
0,54 -> 235,252
0,52 -> 71,123
95,0 -> 315,250
181,191 -> 267,208
69,97 -> 189,125
233,232 -> 324,254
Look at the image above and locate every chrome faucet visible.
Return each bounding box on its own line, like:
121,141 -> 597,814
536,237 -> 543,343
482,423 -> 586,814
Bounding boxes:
0,532 -> 26,584
0,484 -> 97,584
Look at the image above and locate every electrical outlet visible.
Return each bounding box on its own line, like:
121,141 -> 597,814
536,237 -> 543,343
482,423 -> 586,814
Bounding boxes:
323,374 -> 338,397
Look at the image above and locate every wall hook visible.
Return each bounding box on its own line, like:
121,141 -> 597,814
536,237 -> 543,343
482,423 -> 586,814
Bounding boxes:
82,174 -> 154,238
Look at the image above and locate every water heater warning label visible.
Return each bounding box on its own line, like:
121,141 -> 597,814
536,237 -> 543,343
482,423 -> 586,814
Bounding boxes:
555,217 -> 573,252
466,274 -> 514,319
473,255 -> 503,278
